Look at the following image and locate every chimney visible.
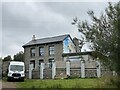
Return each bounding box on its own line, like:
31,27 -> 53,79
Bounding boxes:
73,37 -> 80,52
32,35 -> 36,41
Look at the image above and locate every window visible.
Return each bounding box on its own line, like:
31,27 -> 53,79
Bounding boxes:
39,59 -> 44,65
39,47 -> 44,56
48,59 -> 54,68
49,46 -> 54,55
10,65 -> 23,71
30,60 -> 35,68
30,48 -> 35,57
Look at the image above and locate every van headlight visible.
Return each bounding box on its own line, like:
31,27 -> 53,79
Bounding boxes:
21,73 -> 25,76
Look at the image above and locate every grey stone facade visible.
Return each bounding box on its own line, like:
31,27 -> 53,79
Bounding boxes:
24,42 -> 63,71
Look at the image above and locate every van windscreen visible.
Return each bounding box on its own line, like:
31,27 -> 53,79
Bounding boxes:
10,65 -> 23,71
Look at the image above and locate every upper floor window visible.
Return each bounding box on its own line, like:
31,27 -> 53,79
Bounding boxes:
30,48 -> 35,57
39,47 -> 44,56
49,46 -> 54,55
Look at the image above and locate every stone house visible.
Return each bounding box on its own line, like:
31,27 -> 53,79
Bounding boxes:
23,34 -> 76,72
23,34 -> 113,79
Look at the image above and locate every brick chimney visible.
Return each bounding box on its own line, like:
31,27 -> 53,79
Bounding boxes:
73,37 -> 80,52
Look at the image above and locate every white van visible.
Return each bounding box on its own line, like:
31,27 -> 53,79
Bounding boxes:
7,61 -> 25,81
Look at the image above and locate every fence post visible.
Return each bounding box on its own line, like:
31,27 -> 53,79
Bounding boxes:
66,60 -> 70,76
96,61 -> 101,77
29,64 -> 33,79
40,63 -> 44,79
81,60 -> 85,78
52,61 -> 56,79
113,71 -> 117,76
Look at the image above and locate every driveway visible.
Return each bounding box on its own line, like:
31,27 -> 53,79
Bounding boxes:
1,81 -> 17,89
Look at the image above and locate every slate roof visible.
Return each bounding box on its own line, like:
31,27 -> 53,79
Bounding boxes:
23,34 -> 70,47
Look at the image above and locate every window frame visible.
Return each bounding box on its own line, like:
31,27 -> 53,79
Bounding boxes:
30,60 -> 35,68
49,45 -> 55,55
30,48 -> 35,57
48,59 -> 54,68
39,59 -> 44,66
39,47 -> 45,56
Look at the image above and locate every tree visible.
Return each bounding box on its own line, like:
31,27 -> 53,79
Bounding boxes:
3,55 -> 12,61
72,2 -> 120,75
13,51 -> 24,61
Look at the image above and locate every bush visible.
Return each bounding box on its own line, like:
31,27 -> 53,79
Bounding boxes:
110,76 -> 120,88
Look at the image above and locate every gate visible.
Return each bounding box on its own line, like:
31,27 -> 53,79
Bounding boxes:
29,61 -> 56,79
43,63 -> 52,79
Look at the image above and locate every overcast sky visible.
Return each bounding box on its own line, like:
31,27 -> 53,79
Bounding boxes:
1,0 -> 119,58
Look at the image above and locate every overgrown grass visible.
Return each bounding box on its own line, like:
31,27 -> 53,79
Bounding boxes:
16,77 -> 118,88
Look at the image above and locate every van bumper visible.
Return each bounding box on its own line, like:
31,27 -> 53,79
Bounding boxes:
7,76 -> 24,81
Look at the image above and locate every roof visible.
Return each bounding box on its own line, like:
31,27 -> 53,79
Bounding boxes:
10,61 -> 24,66
62,52 -> 94,57
23,34 -> 70,47
62,51 -> 106,59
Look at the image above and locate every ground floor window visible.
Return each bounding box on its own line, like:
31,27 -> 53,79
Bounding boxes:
30,60 -> 35,68
39,59 -> 44,66
48,59 -> 54,68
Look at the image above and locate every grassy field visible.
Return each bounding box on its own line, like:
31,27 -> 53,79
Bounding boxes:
16,77 -> 117,88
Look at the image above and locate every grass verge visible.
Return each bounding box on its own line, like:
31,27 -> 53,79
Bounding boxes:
16,77 -> 118,88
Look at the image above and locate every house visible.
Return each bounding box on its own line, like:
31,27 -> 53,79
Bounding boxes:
23,34 -> 113,79
23,34 -> 76,72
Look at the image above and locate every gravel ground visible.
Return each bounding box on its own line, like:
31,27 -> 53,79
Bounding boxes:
2,82 -> 17,88
1,80 -> 17,89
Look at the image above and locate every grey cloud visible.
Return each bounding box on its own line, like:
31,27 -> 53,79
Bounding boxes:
44,2 -> 108,20
2,2 -> 107,57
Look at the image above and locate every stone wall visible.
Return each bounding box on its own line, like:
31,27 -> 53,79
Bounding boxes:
70,61 -> 80,68
101,69 -> 113,77
85,69 -> 96,78
27,67 -> 115,79
70,68 -> 81,77
28,68 -> 53,79
56,68 -> 66,78
56,61 -> 66,68
32,69 -> 40,79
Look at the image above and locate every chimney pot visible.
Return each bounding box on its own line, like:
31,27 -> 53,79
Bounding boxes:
32,35 -> 36,41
